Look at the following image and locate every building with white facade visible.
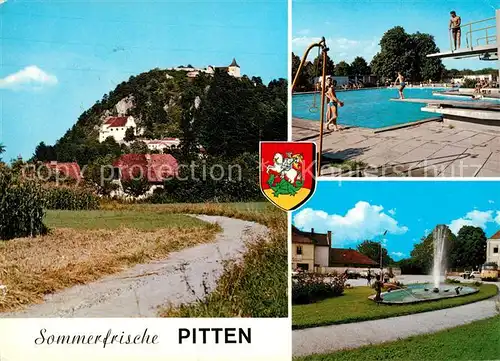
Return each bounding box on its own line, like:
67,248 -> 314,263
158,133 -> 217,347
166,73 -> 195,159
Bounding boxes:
99,116 -> 137,143
168,59 -> 241,79
143,138 -> 181,152
486,230 -> 500,265
451,74 -> 497,86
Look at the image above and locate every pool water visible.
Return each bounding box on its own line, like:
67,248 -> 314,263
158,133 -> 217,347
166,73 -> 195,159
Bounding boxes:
292,88 -> 497,129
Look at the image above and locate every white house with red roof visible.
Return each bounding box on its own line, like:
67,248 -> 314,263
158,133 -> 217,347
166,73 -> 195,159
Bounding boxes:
99,116 -> 137,143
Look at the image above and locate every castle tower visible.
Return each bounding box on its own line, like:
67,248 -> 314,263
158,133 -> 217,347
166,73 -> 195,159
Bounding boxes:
228,58 -> 241,78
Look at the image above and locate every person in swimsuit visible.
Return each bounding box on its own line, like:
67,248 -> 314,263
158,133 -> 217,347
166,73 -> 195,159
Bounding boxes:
449,11 -> 461,50
394,72 -> 406,99
325,78 -> 344,131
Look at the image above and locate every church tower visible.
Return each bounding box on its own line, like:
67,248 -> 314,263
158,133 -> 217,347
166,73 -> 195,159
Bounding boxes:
227,58 -> 241,78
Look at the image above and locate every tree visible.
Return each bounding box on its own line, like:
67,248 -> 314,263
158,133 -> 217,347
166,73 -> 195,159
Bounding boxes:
334,61 -> 351,76
0,143 -> 4,162
83,155 -> 119,196
350,57 -> 371,76
370,26 -> 444,82
124,127 -> 136,142
453,226 -> 487,269
312,53 -> 335,77
122,177 -> 151,198
356,240 -> 394,266
129,140 -> 149,154
33,141 -> 56,161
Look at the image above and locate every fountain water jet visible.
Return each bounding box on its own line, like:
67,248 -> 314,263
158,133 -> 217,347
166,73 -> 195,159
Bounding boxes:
432,225 -> 448,289
369,224 -> 479,304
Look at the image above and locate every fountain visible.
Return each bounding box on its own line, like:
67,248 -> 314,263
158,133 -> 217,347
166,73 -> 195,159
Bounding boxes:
369,225 -> 479,304
432,224 -> 447,290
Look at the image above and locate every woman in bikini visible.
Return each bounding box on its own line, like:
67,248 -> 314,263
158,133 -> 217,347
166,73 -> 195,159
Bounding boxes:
325,78 -> 344,131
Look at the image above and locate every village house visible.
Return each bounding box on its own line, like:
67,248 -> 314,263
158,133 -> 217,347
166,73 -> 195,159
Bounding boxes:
99,116 -> 138,143
112,153 -> 178,185
486,230 -> 500,266
142,138 -> 181,152
292,226 -> 379,273
292,226 -> 331,272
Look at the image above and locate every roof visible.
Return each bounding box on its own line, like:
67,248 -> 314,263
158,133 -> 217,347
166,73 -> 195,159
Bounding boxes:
113,154 -> 178,183
292,226 -> 330,247
490,230 -> 500,239
229,58 -> 240,68
45,162 -> 82,181
329,248 -> 378,266
104,116 -> 129,128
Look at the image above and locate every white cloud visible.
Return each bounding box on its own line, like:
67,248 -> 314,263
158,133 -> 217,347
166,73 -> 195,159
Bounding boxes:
291,36 -> 379,63
297,29 -> 311,36
0,0 -> 6,4
448,210 -> 500,234
388,209 -> 396,216
391,251 -> 405,258
0,66 -> 58,90
489,200 -> 495,204
293,201 -> 408,246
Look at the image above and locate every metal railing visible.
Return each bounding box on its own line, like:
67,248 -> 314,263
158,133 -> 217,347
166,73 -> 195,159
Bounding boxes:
449,16 -> 496,52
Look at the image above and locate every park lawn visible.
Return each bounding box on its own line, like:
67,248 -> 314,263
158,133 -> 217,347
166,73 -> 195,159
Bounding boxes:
296,315 -> 500,361
0,207 -> 220,313
293,284 -> 498,329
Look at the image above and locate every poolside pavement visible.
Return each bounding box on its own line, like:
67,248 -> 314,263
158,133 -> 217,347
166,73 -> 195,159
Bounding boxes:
293,117 -> 500,177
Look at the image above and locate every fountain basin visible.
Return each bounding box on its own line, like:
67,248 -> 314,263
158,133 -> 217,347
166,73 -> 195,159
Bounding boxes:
369,283 -> 479,304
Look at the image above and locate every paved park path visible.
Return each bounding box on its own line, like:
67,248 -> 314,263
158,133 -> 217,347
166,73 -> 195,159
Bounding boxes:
2,215 -> 268,317
293,283 -> 499,357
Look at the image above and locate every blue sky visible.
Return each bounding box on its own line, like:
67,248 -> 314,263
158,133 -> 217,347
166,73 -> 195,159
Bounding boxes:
292,0 -> 499,67
0,0 -> 287,161
292,181 -> 500,261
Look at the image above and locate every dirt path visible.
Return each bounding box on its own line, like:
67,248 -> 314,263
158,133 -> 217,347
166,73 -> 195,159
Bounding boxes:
293,283 -> 500,357
2,215 -> 268,317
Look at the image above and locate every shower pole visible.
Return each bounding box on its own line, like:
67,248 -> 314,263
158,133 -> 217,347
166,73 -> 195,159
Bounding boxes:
291,37 -> 329,176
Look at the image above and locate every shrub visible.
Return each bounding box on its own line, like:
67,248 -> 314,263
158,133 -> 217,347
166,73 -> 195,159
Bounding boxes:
462,78 -> 477,89
150,153 -> 263,203
0,168 -> 47,240
292,272 -> 346,305
44,187 -> 100,210
122,177 -> 151,198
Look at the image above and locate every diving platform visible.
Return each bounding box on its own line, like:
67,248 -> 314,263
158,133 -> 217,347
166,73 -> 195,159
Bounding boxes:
427,43 -> 497,59
391,98 -> 500,132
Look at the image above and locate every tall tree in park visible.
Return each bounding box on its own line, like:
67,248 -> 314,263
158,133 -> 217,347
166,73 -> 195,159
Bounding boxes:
334,61 -> 351,76
357,240 -> 394,266
350,57 -> 371,76
371,26 -> 444,82
451,226 -> 487,269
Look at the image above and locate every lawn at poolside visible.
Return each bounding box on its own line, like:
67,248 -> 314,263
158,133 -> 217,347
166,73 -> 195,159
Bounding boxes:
296,315 -> 500,361
0,207 -> 220,313
293,284 -> 498,329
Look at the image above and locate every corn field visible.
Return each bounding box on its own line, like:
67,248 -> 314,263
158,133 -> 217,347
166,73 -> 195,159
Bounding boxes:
0,168 -> 46,240
44,187 -> 100,211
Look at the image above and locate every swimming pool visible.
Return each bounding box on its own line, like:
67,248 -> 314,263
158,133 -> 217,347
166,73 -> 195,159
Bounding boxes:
292,88 -> 494,129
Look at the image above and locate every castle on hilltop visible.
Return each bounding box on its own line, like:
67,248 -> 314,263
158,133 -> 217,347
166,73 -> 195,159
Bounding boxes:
169,58 -> 241,79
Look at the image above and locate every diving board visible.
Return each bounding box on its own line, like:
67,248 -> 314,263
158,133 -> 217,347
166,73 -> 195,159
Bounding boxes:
390,98 -> 500,111
427,43 -> 497,59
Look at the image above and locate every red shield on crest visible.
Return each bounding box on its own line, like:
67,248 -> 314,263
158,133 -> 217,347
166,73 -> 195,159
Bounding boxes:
260,141 -> 317,211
